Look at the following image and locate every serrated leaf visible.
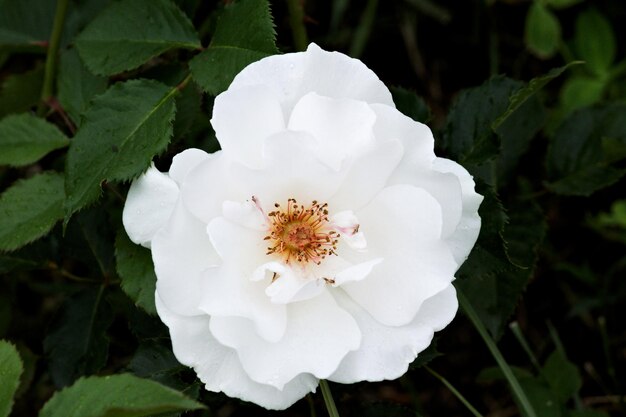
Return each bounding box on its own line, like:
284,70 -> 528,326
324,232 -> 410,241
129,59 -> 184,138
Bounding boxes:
115,229 -> 157,315
390,86 -> 431,124
503,198 -> 547,269
64,79 -> 177,222
190,0 -> 278,95
525,2 -> 561,59
75,0 -> 200,76
493,62 -> 580,131
575,9 -> 616,75
57,48 -> 108,127
443,76 -> 522,171
546,104 -> 626,196
0,114 -> 69,167
0,172 -> 64,252
0,65 -> 44,118
0,340 -> 23,417
39,373 -> 205,417
43,287 -> 112,388
76,206 -> 116,277
543,350 -> 582,403
0,0 -> 54,50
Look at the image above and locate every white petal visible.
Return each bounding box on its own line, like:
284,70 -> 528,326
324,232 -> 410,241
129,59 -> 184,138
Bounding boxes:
329,285 -> 457,383
203,217 -> 286,342
433,158 -> 483,266
332,258 -> 383,286
169,148 -> 211,185
331,210 -> 368,250
222,199 -> 268,231
181,151 -> 246,224
329,139 -> 404,212
232,131 -> 345,204
342,185 -> 456,326
152,200 -> 218,316
265,266 -> 325,304
229,43 -> 394,118
209,290 -> 361,390
123,164 -> 179,248
288,93 -> 376,170
370,103 -> 435,168
156,295 -> 317,410
212,84 -> 285,168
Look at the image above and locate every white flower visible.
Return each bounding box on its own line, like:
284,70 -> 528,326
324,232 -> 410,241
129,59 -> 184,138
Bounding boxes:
123,44 -> 483,410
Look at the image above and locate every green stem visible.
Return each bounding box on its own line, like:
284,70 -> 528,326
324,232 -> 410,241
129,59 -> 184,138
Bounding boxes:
38,0 -> 70,116
286,0 -> 309,52
509,322 -> 542,373
319,380 -> 340,417
424,366 -> 484,417
458,290 -> 538,417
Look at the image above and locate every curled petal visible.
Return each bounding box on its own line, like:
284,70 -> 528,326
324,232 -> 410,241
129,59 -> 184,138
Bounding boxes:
169,148 -> 210,185
209,290 -> 361,390
122,164 -> 179,248
156,295 -> 318,410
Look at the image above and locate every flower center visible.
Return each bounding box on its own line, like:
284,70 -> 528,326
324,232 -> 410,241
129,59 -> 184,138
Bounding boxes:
263,198 -> 339,265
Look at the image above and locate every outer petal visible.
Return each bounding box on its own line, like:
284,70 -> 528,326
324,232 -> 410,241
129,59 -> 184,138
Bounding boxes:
211,84 -> 286,168
152,200 -> 218,316
329,285 -> 457,383
169,148 -> 211,185
229,43 -> 394,118
288,93 -> 376,170
209,290 -> 361,390
156,295 -> 318,410
433,158 -> 483,266
342,185 -> 457,326
123,164 -> 179,248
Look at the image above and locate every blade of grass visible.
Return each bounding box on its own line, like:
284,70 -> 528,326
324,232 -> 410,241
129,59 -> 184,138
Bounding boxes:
424,366 -> 484,417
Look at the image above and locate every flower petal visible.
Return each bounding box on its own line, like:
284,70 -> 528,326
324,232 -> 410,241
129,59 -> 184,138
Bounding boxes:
169,148 -> 210,185
342,185 -> 457,326
433,158 -> 483,266
209,290 -> 361,390
229,43 -> 394,118
156,295 -> 317,410
212,84 -> 286,168
329,284 -> 457,383
288,93 -> 376,170
152,200 -> 218,316
122,164 -> 179,248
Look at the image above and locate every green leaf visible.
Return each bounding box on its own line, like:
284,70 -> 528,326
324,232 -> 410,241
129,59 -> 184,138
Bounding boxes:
0,65 -> 44,118
543,350 -> 582,403
390,86 -> 431,124
0,114 -> 69,167
75,0 -> 200,75
43,287 -> 112,388
115,229 -> 157,315
525,2 -> 561,59
39,374 -> 205,417
519,377 -> 561,417
190,0 -> 279,95
64,79 -> 177,222
503,198 -> 547,269
545,0 -> 583,10
575,8 -> 616,75
0,340 -> 23,417
559,76 -> 605,115
0,172 -> 64,252
546,104 -> 626,196
0,0 -> 54,50
129,341 -> 188,390
476,366 -> 533,383
57,48 -> 108,127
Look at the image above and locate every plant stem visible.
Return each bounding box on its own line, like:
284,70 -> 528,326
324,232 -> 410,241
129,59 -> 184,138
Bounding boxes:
509,321 -> 542,373
38,0 -> 70,116
349,0 -> 378,58
286,0 -> 309,52
319,380 -> 340,417
458,290 -> 538,417
425,366 -> 484,417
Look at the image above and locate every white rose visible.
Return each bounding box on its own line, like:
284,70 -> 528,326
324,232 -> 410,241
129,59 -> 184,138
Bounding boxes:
123,43 -> 482,410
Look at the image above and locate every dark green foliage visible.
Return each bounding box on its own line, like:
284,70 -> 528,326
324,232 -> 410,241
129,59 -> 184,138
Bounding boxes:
43,287 -> 112,388
390,87 -> 431,124
190,0 -> 279,95
0,340 -> 23,417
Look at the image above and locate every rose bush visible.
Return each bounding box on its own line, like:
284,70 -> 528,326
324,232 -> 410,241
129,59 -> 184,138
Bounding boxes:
123,44 -> 482,410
